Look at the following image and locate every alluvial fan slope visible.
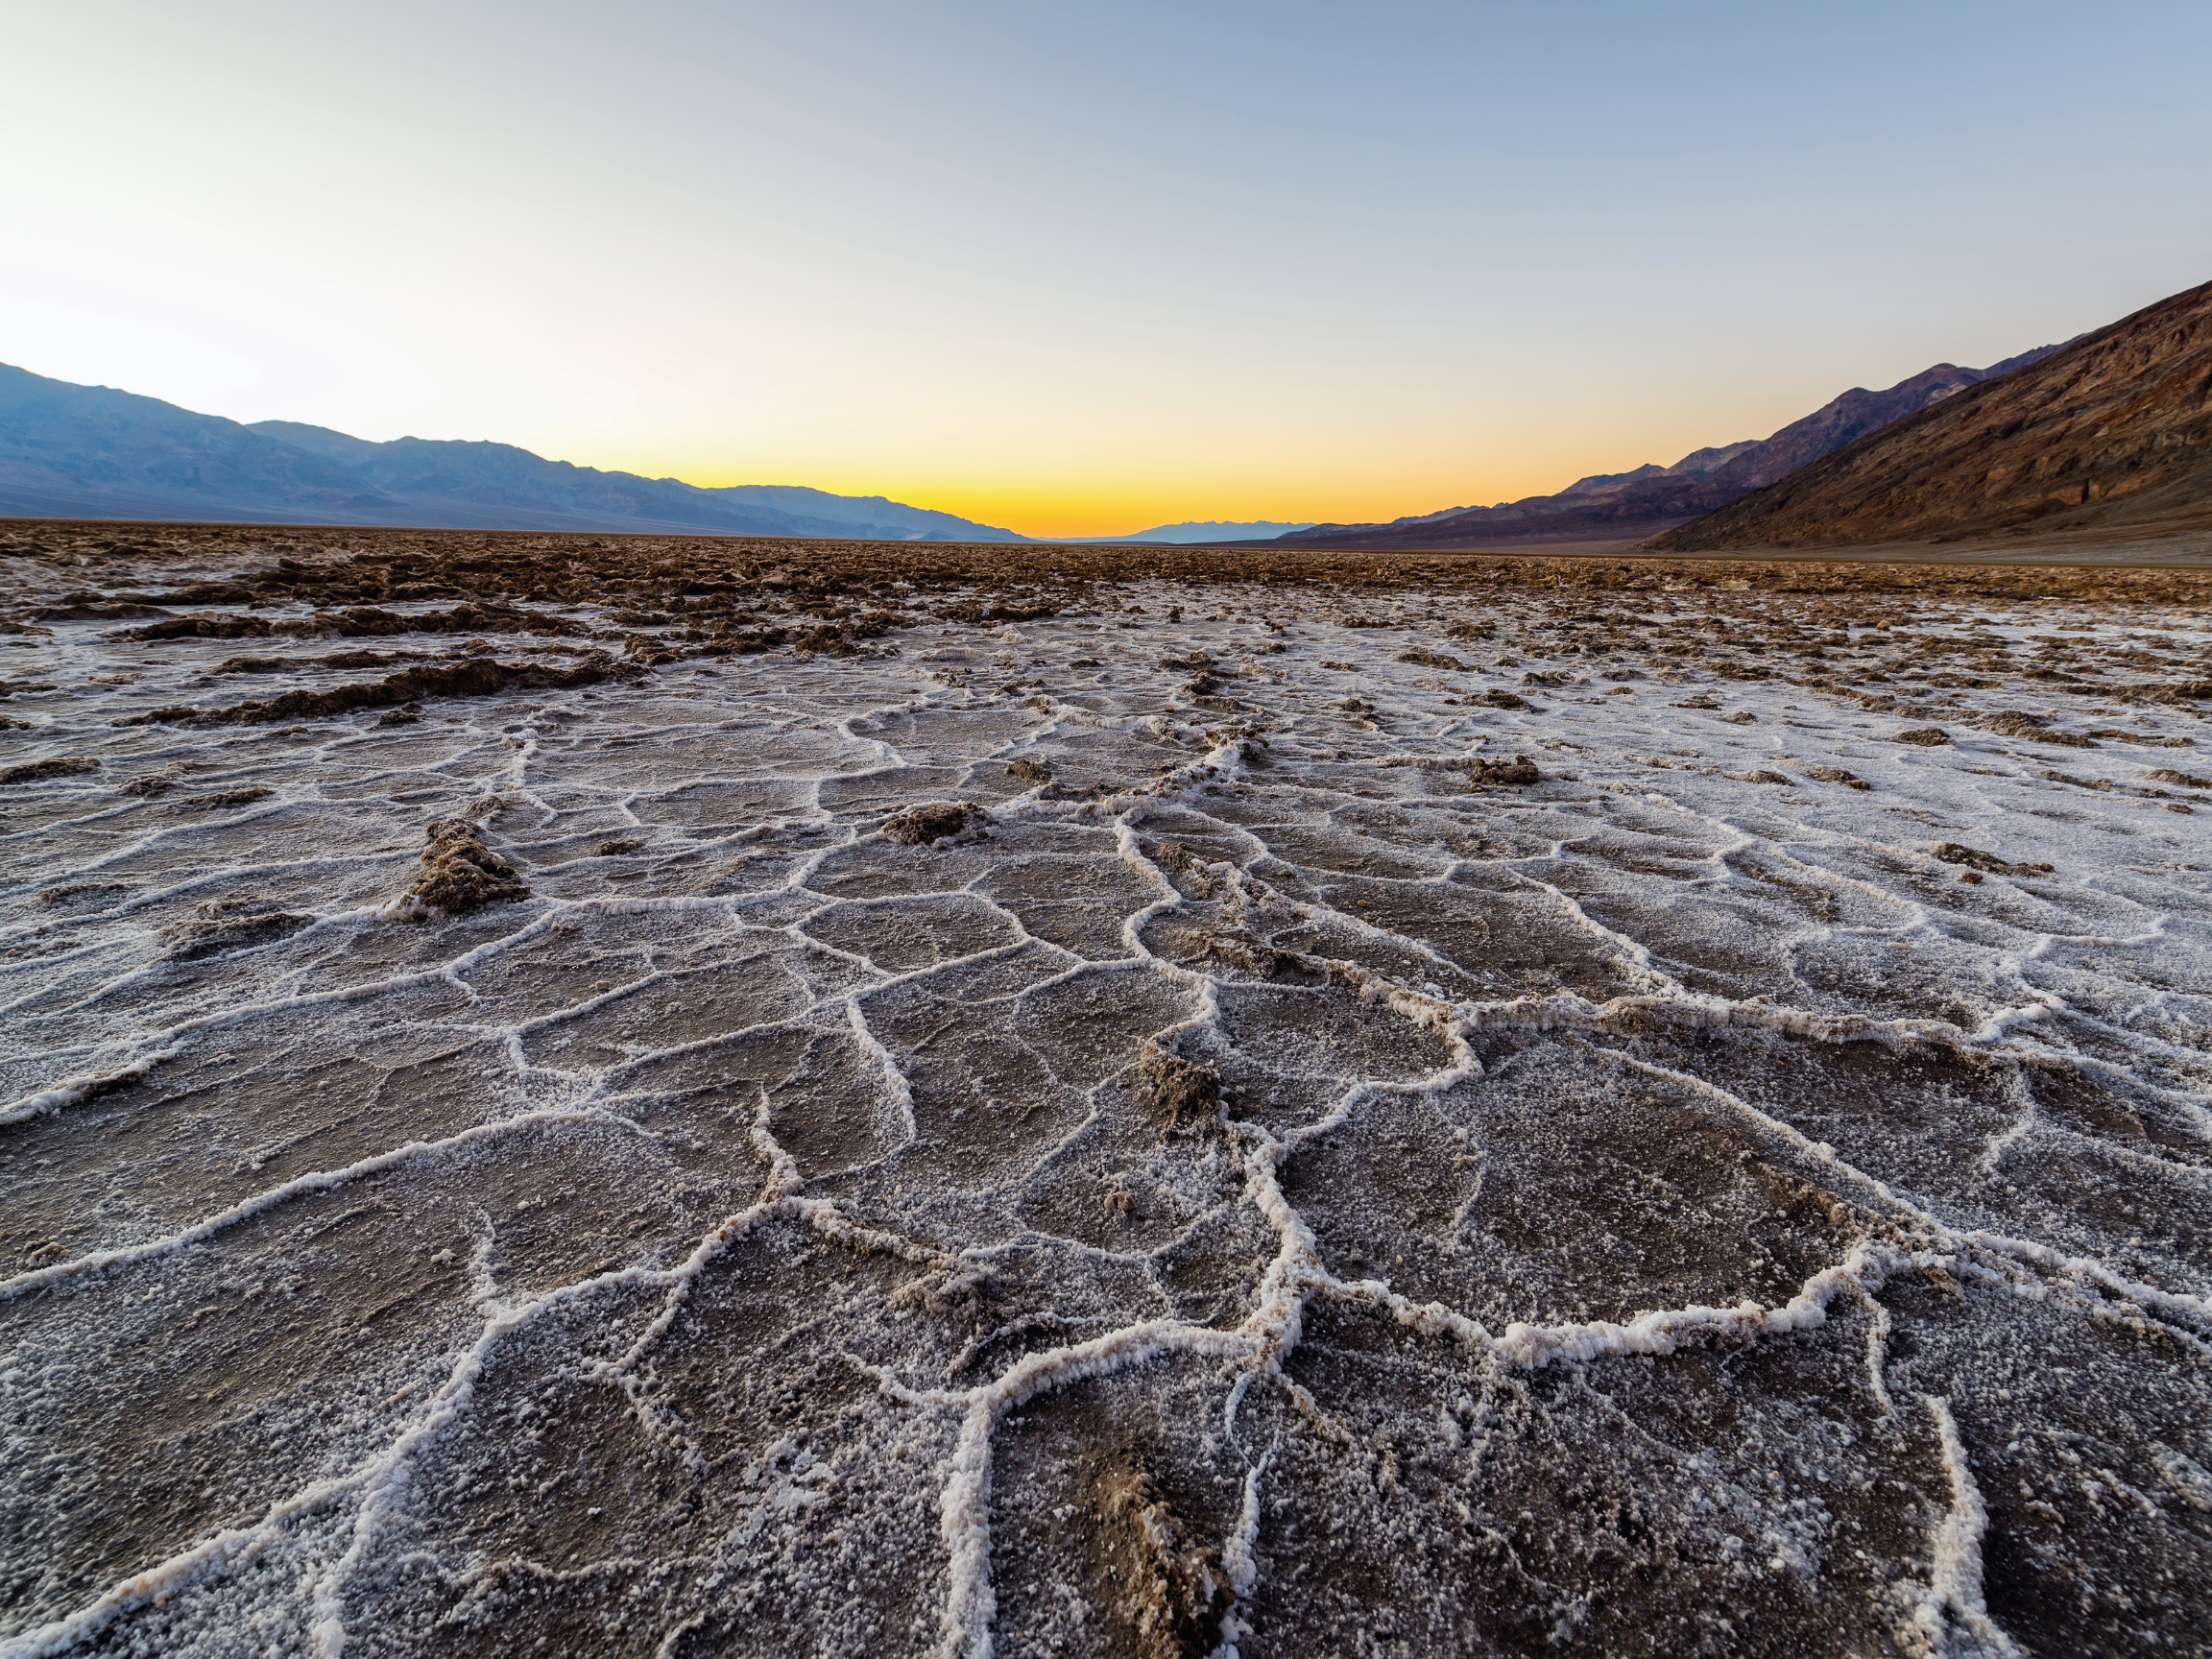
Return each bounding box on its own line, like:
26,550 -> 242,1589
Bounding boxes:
3,526 -> 2211,1659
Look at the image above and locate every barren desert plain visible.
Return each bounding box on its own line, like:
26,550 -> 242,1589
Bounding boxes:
2,521 -> 2210,1658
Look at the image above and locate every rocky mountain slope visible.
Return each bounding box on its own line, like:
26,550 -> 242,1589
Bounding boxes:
1283,345 -> 2065,549
1650,279 -> 2212,552
0,366 -> 1026,541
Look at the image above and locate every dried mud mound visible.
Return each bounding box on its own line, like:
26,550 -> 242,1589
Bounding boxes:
0,526 -> 2209,1658
885,801 -> 992,847
389,818 -> 531,917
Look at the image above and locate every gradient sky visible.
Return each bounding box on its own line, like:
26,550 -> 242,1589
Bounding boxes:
7,1 -> 2209,538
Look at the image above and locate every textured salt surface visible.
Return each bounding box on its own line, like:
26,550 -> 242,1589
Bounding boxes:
2,558 -> 2210,1657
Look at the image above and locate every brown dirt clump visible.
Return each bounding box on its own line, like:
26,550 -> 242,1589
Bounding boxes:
393,819 -> 530,917
1893,727 -> 1953,746
1,757 -> 99,785
1977,710 -> 2094,746
164,903 -> 316,961
1934,843 -> 2054,876
1082,1452 -> 1234,1658
123,764 -> 190,797
882,802 -> 989,846
791,625 -> 860,656
213,649 -> 422,676
1395,647 -> 1467,670
36,881 -> 130,907
1804,766 -> 1871,789
28,598 -> 171,620
2114,677 -> 2212,705
2149,767 -> 2211,788
1147,842 -> 1219,898
1136,1041 -> 1221,1133
1466,754 -> 1541,785
119,602 -> 591,644
117,654 -> 623,727
1006,758 -> 1053,784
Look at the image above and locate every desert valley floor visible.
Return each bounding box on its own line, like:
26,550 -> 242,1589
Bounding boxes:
1,525 -> 2209,1658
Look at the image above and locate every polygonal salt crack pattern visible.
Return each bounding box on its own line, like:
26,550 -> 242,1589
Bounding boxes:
1,565 -> 2209,1659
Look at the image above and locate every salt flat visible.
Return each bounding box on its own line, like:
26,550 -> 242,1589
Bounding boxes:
2,528 -> 2208,1658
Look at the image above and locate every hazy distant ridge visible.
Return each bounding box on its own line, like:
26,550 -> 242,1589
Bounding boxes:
0,367 -> 1029,541
1074,519 -> 1318,544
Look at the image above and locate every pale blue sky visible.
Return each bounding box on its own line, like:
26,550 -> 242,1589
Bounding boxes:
7,1 -> 2207,533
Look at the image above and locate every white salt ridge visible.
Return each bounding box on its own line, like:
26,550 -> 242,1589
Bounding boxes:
1917,1395 -> 2023,1658
0,1046 -> 178,1126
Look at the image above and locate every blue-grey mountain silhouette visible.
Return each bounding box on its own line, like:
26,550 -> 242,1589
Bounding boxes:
0,366 -> 1027,541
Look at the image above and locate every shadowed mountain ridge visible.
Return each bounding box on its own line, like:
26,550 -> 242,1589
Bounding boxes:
1282,343 -> 2068,549
1649,278 -> 2212,551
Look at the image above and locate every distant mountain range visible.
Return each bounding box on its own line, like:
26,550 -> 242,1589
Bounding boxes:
1282,345 -> 2068,550
1651,278 -> 2212,552
1077,519 -> 1316,544
0,366 -> 1027,541
14,286 -> 2199,558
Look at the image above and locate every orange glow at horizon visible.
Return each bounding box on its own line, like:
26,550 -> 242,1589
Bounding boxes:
609,458 -> 1605,541
577,383 -> 1803,543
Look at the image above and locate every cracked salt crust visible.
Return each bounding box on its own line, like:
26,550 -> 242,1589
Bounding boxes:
0,566 -> 2208,1657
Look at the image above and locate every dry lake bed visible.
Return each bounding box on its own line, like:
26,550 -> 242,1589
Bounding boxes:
3,525 -> 2209,1657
